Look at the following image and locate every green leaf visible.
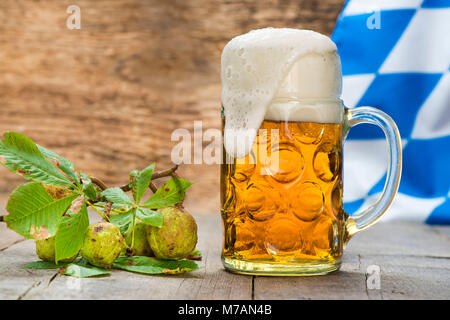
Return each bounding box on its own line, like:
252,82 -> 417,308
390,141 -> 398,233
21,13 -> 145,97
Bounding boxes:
4,182 -> 78,239
112,256 -> 199,275
187,248 -> 202,260
55,202 -> 89,263
37,144 -> 79,185
122,214 -> 135,240
132,163 -> 155,204
110,210 -> 133,234
191,248 -> 202,257
142,178 -> 192,209
60,260 -> 110,278
0,132 -> 73,187
24,261 -> 65,269
101,188 -> 134,205
129,170 -> 139,180
136,207 -> 163,228
83,183 -> 98,201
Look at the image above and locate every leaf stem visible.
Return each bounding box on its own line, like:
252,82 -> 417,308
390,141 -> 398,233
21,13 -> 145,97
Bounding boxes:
93,204 -> 124,214
130,210 -> 137,249
85,199 -> 110,222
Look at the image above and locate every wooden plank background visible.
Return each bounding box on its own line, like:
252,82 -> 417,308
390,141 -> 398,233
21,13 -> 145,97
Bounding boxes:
0,0 -> 345,214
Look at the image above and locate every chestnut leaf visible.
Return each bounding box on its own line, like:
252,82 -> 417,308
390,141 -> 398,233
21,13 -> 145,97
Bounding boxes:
112,256 -> 198,275
101,188 -> 134,205
37,144 -> 79,185
136,207 -> 163,228
142,178 -> 192,209
0,132 -> 74,187
131,163 -> 155,204
5,182 -> 78,239
54,202 -> 89,263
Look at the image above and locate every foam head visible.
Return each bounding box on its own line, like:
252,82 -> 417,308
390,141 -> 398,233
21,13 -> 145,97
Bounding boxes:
221,28 -> 343,158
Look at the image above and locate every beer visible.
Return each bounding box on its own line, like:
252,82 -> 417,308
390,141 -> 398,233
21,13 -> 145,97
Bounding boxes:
221,119 -> 345,273
220,28 -> 402,275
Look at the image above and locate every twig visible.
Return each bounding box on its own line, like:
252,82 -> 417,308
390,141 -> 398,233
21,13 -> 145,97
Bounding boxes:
149,182 -> 158,193
120,165 -> 179,191
104,202 -> 112,219
90,165 -> 179,195
90,177 -> 108,191
120,184 -> 132,192
171,172 -> 180,179
151,165 -> 179,179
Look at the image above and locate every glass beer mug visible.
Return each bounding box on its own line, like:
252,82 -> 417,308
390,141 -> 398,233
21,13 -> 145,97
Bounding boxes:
220,29 -> 402,275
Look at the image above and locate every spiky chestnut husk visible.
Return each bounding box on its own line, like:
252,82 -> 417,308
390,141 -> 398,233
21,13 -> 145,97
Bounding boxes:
125,221 -> 153,256
80,222 -> 125,268
35,236 -> 78,263
147,206 -> 197,260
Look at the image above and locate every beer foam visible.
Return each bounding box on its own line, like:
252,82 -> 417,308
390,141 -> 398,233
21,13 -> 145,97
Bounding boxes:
221,28 -> 342,158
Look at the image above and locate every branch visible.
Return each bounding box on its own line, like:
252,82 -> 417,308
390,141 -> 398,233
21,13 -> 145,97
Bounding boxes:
171,171 -> 180,179
90,177 -> 108,191
151,165 -> 179,179
91,165 -> 179,194
120,165 -> 179,192
104,202 -> 112,218
149,182 -> 158,193
0,216 -> 4,223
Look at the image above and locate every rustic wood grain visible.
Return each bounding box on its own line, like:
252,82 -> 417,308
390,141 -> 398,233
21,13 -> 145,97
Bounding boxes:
0,0 -> 345,216
345,222 -> 450,258
359,255 -> 450,300
0,240 -> 59,300
0,223 -> 24,251
253,222 -> 450,300
434,226 -> 450,240
253,254 -> 371,300
0,215 -> 449,300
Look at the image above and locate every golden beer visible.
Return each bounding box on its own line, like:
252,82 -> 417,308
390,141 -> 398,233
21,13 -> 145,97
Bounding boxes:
220,28 -> 402,275
221,119 -> 346,274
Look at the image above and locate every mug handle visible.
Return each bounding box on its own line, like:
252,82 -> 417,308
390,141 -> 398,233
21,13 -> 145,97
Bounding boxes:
344,106 -> 402,240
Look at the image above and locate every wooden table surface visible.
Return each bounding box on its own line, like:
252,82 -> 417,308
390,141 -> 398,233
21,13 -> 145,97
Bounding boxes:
0,214 -> 449,300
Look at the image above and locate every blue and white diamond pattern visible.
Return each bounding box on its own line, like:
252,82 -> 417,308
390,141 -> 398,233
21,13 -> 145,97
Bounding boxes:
332,0 -> 450,223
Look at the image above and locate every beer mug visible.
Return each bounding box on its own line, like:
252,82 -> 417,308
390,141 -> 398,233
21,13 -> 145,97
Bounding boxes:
220,29 -> 402,275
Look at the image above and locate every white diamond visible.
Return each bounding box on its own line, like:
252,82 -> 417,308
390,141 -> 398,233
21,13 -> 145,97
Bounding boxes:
343,0 -> 422,16
380,8 -> 450,73
342,74 -> 375,108
411,72 -> 450,139
359,192 -> 446,222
